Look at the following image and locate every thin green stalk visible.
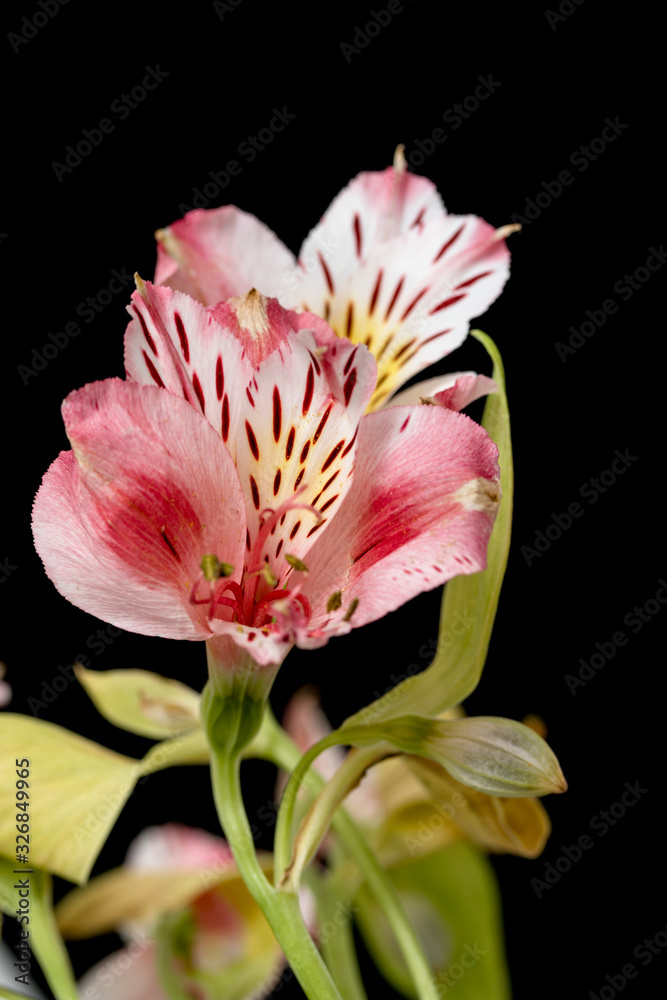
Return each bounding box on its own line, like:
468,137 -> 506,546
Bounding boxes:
313,870 -> 369,1000
208,748 -> 343,1000
263,711 -> 441,1000
280,746 -> 385,892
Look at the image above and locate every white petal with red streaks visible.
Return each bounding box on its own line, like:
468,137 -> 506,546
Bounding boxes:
208,619 -> 293,668
302,405 -> 500,634
234,325 -> 376,585
32,379 -> 247,640
124,281 -> 253,457
286,162 -> 513,406
154,205 -> 296,306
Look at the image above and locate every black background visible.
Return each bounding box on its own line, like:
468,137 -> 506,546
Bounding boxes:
1,1 -> 664,997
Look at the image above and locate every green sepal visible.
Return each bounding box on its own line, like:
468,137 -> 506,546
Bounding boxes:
75,665 -> 202,739
343,330 -> 512,728
355,840 -> 512,1000
201,681 -> 266,759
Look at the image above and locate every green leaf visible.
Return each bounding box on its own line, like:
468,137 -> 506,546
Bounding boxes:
75,665 -> 202,739
0,859 -> 78,1000
0,715 -> 140,884
355,840 -> 512,1000
343,331 -> 513,729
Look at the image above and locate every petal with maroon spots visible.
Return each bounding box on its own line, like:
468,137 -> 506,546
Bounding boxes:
292,206 -> 515,409
388,372 -> 497,411
32,379 -> 247,640
233,323 -> 376,591
302,404 -> 500,635
154,205 -> 296,306
124,280 -> 253,456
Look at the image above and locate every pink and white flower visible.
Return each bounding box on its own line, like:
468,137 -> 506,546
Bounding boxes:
66,824 -> 284,1000
154,148 -> 517,410
33,285 -> 500,670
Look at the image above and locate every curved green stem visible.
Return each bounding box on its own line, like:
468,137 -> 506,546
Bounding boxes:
280,746 -> 385,892
274,730 -> 350,881
263,710 -> 441,1000
311,869 -> 369,1000
208,747 -> 342,1000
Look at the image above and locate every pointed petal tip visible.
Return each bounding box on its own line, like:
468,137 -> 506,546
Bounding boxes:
134,272 -> 147,296
495,223 -> 522,240
228,287 -> 270,336
393,143 -> 407,174
554,771 -> 568,794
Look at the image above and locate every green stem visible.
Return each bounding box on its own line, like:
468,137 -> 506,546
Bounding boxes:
263,711 -> 441,1000
274,730 -> 351,881
280,746 -> 385,892
30,873 -> 79,1000
314,870 -> 369,1000
208,747 -> 343,1000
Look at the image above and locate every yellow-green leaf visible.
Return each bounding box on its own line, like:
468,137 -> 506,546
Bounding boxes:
0,715 -> 141,884
355,840 -> 512,1000
343,330 -> 513,729
76,665 -> 202,739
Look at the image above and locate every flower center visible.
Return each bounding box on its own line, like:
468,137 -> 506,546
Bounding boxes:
192,489 -> 321,633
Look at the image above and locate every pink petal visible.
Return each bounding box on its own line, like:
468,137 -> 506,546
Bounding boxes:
154,205 -> 296,306
289,158 -> 516,406
431,374 -> 498,411
125,824 -> 233,874
78,943 -> 166,1000
303,404 -> 500,633
126,282 -> 377,589
389,372 -> 497,411
32,379 -> 247,640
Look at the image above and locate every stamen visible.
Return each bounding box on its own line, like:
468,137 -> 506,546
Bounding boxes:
201,554 -> 234,581
343,598 -> 359,622
246,485 -> 323,577
327,591 -> 342,612
285,554 -> 309,573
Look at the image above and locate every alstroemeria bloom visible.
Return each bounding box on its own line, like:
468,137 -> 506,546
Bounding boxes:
33,285 -> 500,670
57,824 -> 285,1000
155,149 -> 517,409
